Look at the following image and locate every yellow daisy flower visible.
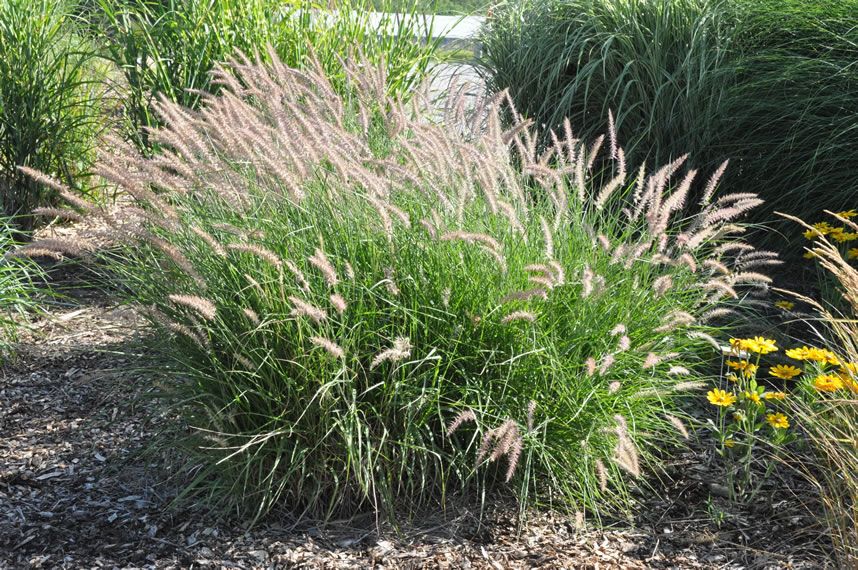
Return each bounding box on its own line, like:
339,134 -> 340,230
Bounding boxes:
774,300 -> 795,311
736,338 -> 759,353
726,359 -> 757,377
769,364 -> 802,379
724,438 -> 736,448
803,347 -> 826,361
785,346 -> 810,360
831,230 -> 858,243
836,209 -> 857,218
764,391 -> 787,400
708,388 -> 737,407
813,374 -> 844,393
804,347 -> 839,366
786,346 -> 831,363
742,391 -> 761,404
729,338 -> 749,354
822,350 -> 840,366
765,413 -> 789,429
812,222 -> 835,235
785,346 -> 835,363
745,336 -> 778,355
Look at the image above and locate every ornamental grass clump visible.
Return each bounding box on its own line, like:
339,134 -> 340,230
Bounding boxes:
0,0 -> 105,229
96,0 -> 440,149
479,0 -> 858,231
22,53 -> 770,522
96,0 -> 293,149
479,0 -> 733,169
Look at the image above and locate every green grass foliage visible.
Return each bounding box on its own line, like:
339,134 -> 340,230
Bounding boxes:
479,0 -> 858,229
96,0 -> 278,148
370,0 -> 489,13
25,55 -> 771,522
0,0 -> 104,229
480,0 -> 734,167
0,219 -> 43,360
722,0 -> 858,227
96,0 -> 441,148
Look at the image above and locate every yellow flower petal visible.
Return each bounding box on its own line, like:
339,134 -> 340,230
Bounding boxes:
742,391 -> 761,404
765,413 -> 789,429
707,388 -> 737,407
741,336 -> 777,355
770,364 -> 802,379
813,374 -> 844,393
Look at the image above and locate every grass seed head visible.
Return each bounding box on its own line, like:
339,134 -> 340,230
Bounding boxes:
168,294 -> 217,321
289,296 -> 327,324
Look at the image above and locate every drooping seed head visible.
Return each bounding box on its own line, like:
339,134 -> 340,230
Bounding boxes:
310,336 -> 345,358
168,294 -> 217,321
289,296 -> 327,324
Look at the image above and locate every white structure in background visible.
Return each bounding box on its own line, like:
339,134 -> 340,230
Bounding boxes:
285,10 -> 485,55
282,9 -> 487,109
366,12 -> 485,54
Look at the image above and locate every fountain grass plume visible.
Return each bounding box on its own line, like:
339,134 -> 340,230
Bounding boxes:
19,52 -> 770,523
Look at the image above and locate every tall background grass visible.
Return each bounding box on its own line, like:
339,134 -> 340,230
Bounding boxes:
0,0 -> 442,225
479,0 -> 858,239
480,0 -> 734,167
95,0 -> 277,148
721,0 -> 858,230
370,0 -> 488,13
96,0 -> 441,148
0,0 -> 105,229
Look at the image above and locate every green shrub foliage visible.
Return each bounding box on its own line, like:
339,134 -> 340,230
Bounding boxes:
26,56 -> 770,522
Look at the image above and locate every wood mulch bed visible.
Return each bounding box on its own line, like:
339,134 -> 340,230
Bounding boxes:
0,271 -> 833,569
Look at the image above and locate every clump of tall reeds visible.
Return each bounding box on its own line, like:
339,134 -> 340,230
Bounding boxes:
21,52 -> 769,522
479,0 -> 858,233
95,0 -> 440,149
0,0 -> 105,229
